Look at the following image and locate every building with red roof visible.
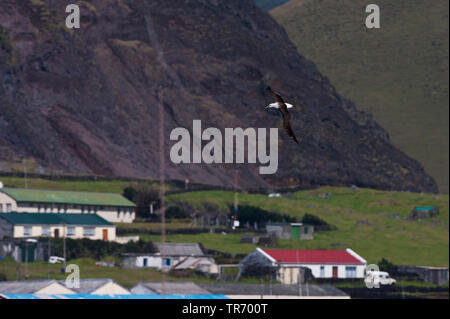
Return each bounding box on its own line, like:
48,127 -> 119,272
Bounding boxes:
239,248 -> 367,284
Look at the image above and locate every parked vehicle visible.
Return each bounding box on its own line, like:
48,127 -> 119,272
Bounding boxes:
49,256 -> 65,264
365,271 -> 396,286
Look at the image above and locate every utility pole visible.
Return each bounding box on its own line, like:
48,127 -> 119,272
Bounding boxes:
232,170 -> 239,229
48,235 -> 51,279
23,158 -> 28,189
25,241 -> 29,280
63,223 -> 66,272
158,88 -> 166,297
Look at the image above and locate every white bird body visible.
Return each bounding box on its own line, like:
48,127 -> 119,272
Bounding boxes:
266,102 -> 294,109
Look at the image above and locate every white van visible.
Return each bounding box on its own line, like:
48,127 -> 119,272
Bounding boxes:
365,271 -> 396,286
49,256 -> 65,264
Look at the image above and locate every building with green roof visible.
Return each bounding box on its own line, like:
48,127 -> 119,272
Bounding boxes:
0,187 -> 136,223
0,213 -> 116,241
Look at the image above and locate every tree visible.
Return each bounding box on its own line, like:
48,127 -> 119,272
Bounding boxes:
122,186 -> 137,202
133,185 -> 160,219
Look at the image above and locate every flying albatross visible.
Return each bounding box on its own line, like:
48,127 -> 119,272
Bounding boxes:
265,86 -> 299,144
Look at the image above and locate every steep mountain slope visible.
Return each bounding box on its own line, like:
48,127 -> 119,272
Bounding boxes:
253,0 -> 290,11
271,0 -> 449,193
0,0 -> 438,193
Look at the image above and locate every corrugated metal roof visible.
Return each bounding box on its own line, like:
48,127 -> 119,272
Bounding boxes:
57,279 -> 128,294
133,282 -> 212,295
0,280 -> 67,294
0,212 -> 114,226
198,283 -> 349,297
262,249 -> 364,264
1,294 -> 228,299
1,188 -> 135,207
155,243 -> 204,256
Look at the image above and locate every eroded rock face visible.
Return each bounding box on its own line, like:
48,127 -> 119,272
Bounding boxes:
0,0 -> 438,193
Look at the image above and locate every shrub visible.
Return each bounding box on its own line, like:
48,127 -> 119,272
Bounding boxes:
166,206 -> 190,219
229,205 -> 296,226
48,238 -> 156,260
122,186 -> 137,202
301,213 -> 336,231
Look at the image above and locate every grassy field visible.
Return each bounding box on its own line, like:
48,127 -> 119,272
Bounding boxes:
166,187 -> 449,266
271,0 -> 449,193
0,176 -> 160,193
0,257 -> 217,289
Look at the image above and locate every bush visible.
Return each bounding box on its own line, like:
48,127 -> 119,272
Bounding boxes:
0,272 -> 7,281
301,213 -> 336,231
166,206 -> 190,219
229,205 -> 296,227
133,185 -> 160,218
48,238 -> 156,260
122,186 -> 137,202
378,258 -> 397,273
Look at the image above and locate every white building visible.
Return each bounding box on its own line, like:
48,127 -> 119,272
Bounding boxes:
0,187 -> 136,223
240,248 -> 367,284
122,243 -> 218,274
0,212 -> 116,241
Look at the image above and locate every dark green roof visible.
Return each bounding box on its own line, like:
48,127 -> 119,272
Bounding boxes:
1,188 -> 135,207
414,206 -> 436,211
0,213 -> 114,226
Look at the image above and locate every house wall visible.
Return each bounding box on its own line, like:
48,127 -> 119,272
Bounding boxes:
90,282 -> 130,295
0,192 -> 16,212
37,283 -> 76,295
299,226 -> 314,240
0,192 -> 135,223
0,217 -> 13,238
289,263 -> 366,279
12,225 -> 116,241
123,255 -> 199,270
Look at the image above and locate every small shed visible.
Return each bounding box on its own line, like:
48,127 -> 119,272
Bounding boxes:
409,207 -> 439,220
266,223 -> 314,240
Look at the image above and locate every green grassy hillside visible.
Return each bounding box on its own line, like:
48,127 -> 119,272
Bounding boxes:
168,187 -> 449,266
1,176 -> 448,267
271,0 -> 449,193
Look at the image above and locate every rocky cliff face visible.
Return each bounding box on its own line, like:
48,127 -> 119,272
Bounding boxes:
0,0 -> 438,192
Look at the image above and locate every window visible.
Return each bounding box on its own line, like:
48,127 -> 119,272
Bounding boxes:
346,266 -> 357,278
6,204 -> 12,213
83,227 -> 95,237
42,227 -> 51,237
143,258 -> 148,267
67,227 -> 76,236
0,204 -> 3,213
24,226 -> 32,236
162,258 -> 171,266
320,266 -> 325,277
304,227 -> 308,234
